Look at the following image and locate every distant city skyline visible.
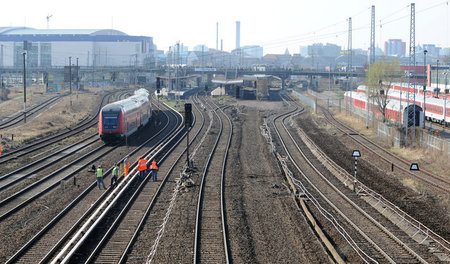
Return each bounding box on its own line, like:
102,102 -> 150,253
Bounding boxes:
1,0 -> 449,54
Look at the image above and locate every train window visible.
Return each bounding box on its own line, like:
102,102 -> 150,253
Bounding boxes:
103,112 -> 120,126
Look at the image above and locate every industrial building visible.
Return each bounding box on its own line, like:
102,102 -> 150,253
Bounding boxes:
0,27 -> 154,67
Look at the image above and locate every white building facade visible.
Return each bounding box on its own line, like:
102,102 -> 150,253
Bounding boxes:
0,27 -> 154,67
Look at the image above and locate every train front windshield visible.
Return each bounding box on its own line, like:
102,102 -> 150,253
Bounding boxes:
102,111 -> 120,130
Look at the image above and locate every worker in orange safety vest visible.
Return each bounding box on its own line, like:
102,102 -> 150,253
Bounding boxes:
137,156 -> 148,179
123,156 -> 130,177
149,160 -> 159,182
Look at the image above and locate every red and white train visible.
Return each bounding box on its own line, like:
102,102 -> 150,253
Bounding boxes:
358,83 -> 450,99
99,88 -> 152,141
345,86 -> 450,125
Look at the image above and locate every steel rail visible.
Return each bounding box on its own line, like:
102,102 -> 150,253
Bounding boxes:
321,106 -> 450,192
0,90 -> 112,161
87,96 -> 203,263
0,95 -> 64,130
28,100 -> 178,264
274,102 -> 428,263
50,101 -> 184,264
0,134 -> 98,191
193,97 -> 231,264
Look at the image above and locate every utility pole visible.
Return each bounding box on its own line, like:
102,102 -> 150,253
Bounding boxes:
176,42 -> 180,104
437,59 -> 440,96
23,52 -> 27,123
135,54 -> 138,86
69,56 -> 72,107
370,5 -> 376,65
201,45 -> 204,86
348,17 -> 352,72
423,50 -> 427,129
76,57 -> 79,100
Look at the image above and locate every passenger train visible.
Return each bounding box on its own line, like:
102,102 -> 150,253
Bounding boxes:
99,88 -> 152,141
345,86 -> 450,125
357,83 -> 450,99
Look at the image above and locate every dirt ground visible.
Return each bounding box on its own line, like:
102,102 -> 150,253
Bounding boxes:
0,86 -> 121,150
295,110 -> 449,241
225,100 -> 330,263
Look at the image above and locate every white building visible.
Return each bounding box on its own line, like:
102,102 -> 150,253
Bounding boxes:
0,27 -> 154,67
240,45 -> 263,58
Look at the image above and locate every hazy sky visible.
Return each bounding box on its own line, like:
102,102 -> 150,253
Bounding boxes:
2,0 -> 449,54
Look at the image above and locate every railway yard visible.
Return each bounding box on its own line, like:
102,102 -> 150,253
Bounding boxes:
0,86 -> 449,263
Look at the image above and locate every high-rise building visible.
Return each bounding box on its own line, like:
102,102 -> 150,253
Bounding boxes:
236,21 -> 240,49
422,44 -> 441,57
384,39 -> 406,57
240,45 -> 263,58
307,43 -> 341,57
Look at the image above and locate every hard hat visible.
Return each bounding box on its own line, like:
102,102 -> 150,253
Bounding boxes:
98,165 -> 102,168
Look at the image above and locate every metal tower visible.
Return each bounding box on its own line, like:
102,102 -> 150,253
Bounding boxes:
406,3 -> 416,145
348,17 -> 352,72
370,6 -> 375,65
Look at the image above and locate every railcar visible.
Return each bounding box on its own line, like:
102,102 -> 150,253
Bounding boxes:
99,89 -> 151,141
345,90 -> 450,125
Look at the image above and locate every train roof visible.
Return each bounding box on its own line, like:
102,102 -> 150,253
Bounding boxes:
345,90 -> 449,110
102,93 -> 149,113
134,88 -> 150,96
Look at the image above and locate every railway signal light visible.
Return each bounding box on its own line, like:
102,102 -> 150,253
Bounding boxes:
156,77 -> 161,93
184,103 -> 192,127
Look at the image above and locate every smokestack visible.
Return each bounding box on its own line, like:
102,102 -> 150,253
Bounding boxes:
221,39 -> 223,51
236,21 -> 240,49
216,22 -> 219,50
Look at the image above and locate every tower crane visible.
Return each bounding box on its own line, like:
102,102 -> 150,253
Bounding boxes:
46,14 -> 53,29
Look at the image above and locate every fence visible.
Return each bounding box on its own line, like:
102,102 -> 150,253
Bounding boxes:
292,90 -> 316,112
302,89 -> 450,155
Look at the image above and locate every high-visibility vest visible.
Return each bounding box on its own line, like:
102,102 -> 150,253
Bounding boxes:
150,161 -> 159,171
112,166 -> 119,176
137,159 -> 147,171
96,168 -> 103,178
124,161 -> 130,176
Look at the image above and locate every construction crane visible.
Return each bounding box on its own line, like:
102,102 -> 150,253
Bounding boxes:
46,14 -> 53,29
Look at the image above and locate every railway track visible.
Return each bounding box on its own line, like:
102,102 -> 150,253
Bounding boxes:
121,94 -> 215,263
0,141 -> 116,221
271,99 -> 443,263
84,95 -> 207,263
320,105 -> 450,193
193,98 -> 232,264
4,100 -> 183,263
43,101 -> 188,263
0,94 -> 64,130
0,90 -> 118,168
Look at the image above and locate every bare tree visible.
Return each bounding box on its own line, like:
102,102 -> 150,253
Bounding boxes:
365,59 -> 401,122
